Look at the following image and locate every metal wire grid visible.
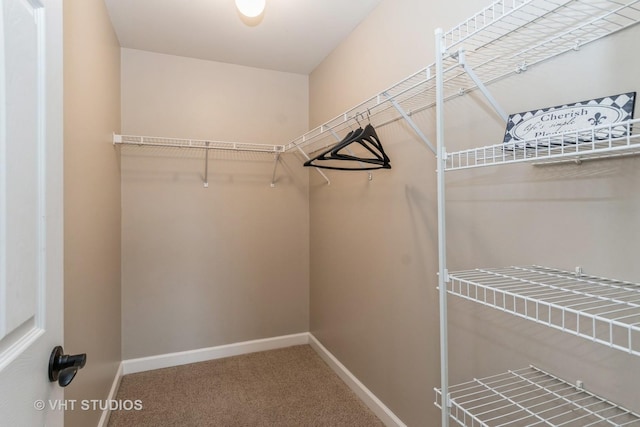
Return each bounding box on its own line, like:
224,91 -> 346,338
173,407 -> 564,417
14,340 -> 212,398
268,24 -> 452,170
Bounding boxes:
287,0 -> 640,157
443,0 -> 640,52
440,0 -> 640,102
283,65 -> 437,154
447,266 -> 640,355
444,118 -> 640,169
435,366 -> 640,426
113,134 -> 285,153
441,0 -> 532,47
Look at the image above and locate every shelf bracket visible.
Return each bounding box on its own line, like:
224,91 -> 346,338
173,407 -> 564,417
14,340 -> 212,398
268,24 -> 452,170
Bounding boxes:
457,49 -> 509,123
270,152 -> 280,188
203,142 -> 210,188
382,92 -> 436,155
297,147 -> 331,185
329,129 -> 373,181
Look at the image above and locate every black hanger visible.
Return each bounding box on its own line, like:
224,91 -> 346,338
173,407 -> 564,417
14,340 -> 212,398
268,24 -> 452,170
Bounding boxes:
303,123 -> 391,171
331,124 -> 389,163
329,127 -> 363,156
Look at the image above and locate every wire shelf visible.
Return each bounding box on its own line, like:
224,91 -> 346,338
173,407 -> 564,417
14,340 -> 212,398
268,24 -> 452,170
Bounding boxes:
439,0 -> 640,103
435,365 -> 640,426
283,65 -> 437,154
447,266 -> 640,355
113,134 -> 285,154
285,0 -> 640,157
443,119 -> 640,170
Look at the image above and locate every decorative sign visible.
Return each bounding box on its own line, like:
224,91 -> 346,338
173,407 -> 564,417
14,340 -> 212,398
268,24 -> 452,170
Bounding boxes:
503,92 -> 636,145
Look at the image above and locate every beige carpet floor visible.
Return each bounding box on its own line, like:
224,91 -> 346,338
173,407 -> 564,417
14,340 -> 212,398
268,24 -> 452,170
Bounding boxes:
108,345 -> 385,426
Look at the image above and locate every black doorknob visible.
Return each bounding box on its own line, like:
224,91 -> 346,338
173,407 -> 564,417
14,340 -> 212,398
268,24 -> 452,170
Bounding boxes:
48,346 -> 86,387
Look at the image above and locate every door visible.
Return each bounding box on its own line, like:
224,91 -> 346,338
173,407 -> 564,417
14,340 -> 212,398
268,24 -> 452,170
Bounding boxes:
0,0 -> 64,426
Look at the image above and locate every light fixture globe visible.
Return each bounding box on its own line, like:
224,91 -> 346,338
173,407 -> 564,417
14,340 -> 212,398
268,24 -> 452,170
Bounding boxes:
235,0 -> 266,18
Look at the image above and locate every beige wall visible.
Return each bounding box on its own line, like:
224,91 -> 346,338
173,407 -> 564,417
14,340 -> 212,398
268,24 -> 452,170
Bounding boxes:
63,0 -> 122,426
309,0 -> 640,425
309,0 -> 488,128
308,1 -> 487,425
120,49 -> 310,359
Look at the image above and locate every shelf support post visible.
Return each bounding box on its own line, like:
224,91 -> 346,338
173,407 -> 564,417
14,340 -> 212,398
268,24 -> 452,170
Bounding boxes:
270,152 -> 280,188
204,142 -> 210,188
382,92 -> 436,154
435,27 -> 450,427
457,49 -> 509,122
297,147 -> 331,186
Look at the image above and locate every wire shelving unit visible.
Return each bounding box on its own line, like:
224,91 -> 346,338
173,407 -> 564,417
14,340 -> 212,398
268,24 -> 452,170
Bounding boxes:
435,366 -> 640,426
433,1 -> 640,426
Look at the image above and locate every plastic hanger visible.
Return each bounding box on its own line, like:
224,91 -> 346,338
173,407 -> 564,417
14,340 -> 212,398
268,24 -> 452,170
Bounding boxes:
303,114 -> 391,171
330,124 -> 389,164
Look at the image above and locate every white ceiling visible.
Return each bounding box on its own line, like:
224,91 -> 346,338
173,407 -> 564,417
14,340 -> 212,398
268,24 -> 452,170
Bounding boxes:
104,0 -> 383,75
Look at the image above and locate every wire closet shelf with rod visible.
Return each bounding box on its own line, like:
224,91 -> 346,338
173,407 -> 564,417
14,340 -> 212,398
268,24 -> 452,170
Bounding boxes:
112,59 -> 436,187
432,0 -> 640,426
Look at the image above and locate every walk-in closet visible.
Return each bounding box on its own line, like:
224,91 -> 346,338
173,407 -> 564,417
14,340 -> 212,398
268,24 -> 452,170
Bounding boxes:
16,0 -> 639,426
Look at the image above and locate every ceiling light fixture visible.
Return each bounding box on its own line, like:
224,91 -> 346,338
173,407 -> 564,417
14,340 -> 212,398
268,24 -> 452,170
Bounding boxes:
235,0 -> 266,18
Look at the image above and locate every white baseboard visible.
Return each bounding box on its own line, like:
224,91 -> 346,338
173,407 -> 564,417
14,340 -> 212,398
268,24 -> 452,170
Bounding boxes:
97,361 -> 123,427
308,334 -> 406,427
122,332 -> 310,375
